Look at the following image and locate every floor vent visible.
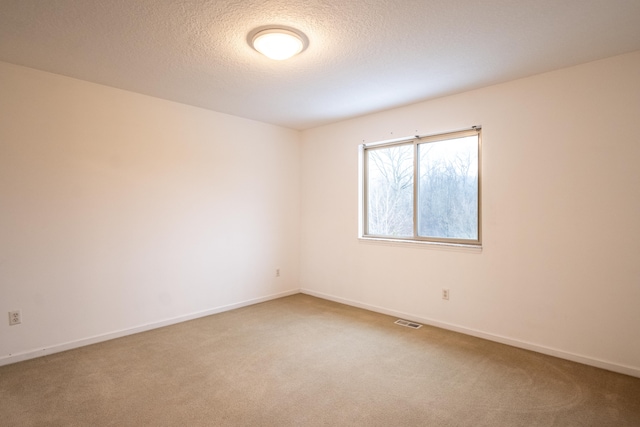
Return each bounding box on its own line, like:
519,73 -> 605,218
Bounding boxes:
394,319 -> 423,329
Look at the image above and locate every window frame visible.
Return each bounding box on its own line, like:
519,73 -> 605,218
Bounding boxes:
359,127 -> 482,247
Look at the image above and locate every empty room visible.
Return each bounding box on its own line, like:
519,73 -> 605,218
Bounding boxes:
1,0 -> 639,425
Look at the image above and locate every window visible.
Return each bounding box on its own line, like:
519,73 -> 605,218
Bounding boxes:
359,127 -> 481,246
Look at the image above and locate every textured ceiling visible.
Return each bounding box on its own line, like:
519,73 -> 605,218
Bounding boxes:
1,0 -> 640,130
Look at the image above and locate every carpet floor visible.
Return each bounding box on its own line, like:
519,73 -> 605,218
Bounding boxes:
1,294 -> 639,426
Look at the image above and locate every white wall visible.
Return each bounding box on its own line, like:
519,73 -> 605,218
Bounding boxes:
299,51 -> 640,377
2,51 -> 639,376
0,62 -> 301,363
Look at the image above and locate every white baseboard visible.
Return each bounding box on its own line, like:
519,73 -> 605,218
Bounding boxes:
6,288 -> 638,379
0,289 -> 299,367
300,288 -> 640,379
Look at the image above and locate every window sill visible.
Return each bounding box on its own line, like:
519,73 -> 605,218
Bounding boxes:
358,236 -> 482,252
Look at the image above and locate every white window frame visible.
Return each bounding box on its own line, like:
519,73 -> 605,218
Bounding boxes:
358,127 -> 482,247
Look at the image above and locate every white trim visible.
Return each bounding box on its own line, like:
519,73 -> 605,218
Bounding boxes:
0,289 -> 299,367
359,128 -> 482,247
360,126 -> 481,148
300,288 -> 640,379
6,287 -> 638,379
358,236 -> 482,251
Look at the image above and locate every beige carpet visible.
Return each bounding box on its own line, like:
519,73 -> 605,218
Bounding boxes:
1,294 -> 639,426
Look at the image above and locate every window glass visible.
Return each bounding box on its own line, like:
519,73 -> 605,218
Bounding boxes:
366,144 -> 413,237
418,135 -> 478,240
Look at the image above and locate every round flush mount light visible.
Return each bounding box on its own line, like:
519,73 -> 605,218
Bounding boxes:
250,27 -> 308,60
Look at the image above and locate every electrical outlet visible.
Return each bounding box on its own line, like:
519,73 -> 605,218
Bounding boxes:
442,289 -> 450,300
276,269 -> 280,277
9,310 -> 21,326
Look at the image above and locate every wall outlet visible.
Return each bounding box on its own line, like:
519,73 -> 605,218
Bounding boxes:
442,289 -> 450,300
276,269 -> 280,277
9,310 -> 21,326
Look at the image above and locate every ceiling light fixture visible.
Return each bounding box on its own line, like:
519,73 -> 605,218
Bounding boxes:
250,27 -> 308,60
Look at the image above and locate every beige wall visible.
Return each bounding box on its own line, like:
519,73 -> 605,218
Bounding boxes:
299,51 -> 640,376
0,62 -> 301,362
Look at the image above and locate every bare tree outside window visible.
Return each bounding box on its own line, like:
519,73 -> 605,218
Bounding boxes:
361,129 -> 481,245
366,144 -> 413,236
418,136 -> 478,240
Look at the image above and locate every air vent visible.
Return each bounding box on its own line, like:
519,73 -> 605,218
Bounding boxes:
394,319 -> 422,329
